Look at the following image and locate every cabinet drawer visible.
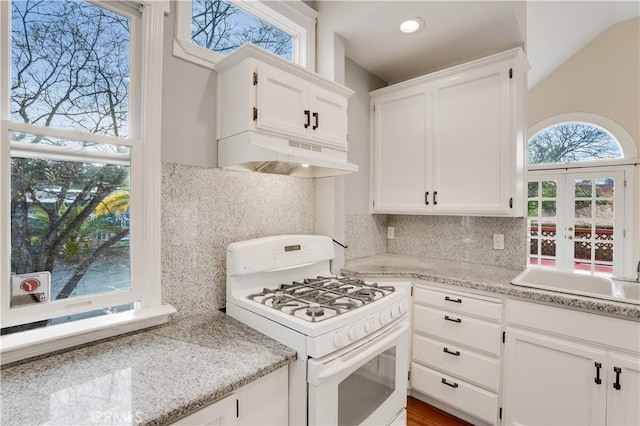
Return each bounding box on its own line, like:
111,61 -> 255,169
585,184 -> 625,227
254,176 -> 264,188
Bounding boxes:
414,286 -> 502,321
506,299 -> 640,354
411,363 -> 497,425
412,334 -> 500,391
414,305 -> 502,356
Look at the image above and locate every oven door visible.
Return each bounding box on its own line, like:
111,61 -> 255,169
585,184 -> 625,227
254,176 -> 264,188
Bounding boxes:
307,320 -> 410,426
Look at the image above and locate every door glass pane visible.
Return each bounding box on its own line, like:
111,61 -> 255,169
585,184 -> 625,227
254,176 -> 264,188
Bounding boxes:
575,200 -> 592,218
541,201 -> 556,217
571,175 -> 617,275
338,347 -> 396,425
542,181 -> 557,198
575,180 -> 592,197
574,221 -> 593,239
528,179 -> 558,269
596,201 -> 614,220
596,179 -> 614,197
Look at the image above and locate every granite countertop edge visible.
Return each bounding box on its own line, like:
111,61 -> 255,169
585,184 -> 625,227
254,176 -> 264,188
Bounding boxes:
341,255 -> 640,320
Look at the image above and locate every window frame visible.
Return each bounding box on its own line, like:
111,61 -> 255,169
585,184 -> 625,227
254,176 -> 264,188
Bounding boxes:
0,0 -> 174,364
172,0 -> 317,70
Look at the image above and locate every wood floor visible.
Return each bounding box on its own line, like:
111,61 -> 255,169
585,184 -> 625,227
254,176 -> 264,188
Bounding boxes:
407,396 -> 472,426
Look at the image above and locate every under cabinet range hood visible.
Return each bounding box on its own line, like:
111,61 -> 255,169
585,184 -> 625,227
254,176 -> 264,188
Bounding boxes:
218,131 -> 358,178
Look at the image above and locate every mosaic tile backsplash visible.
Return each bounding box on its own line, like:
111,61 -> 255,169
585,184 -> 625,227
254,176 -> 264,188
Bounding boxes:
386,215 -> 527,270
345,214 -> 389,261
161,164 -> 315,315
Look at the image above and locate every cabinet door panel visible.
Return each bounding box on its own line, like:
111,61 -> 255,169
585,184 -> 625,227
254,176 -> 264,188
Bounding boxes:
256,64 -> 308,139
372,90 -> 428,212
503,329 -> 607,425
431,64 -> 510,214
173,394 -> 237,426
309,87 -> 348,149
607,352 -> 640,426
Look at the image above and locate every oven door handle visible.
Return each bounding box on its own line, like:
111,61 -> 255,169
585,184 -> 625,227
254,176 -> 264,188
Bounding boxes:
309,321 -> 410,384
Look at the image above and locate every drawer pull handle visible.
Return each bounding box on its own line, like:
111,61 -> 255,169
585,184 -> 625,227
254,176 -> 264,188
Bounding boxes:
443,347 -> 460,357
444,315 -> 462,323
444,296 -> 462,303
594,362 -> 602,385
441,378 -> 458,388
304,110 -> 311,128
613,367 -> 622,390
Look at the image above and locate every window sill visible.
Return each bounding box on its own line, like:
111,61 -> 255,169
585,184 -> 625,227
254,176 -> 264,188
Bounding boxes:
0,304 -> 176,365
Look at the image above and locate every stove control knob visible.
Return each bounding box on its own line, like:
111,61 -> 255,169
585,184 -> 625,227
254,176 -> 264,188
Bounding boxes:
333,332 -> 344,348
348,326 -> 360,341
365,319 -> 376,333
380,310 -> 390,325
391,305 -> 402,318
399,302 -> 407,315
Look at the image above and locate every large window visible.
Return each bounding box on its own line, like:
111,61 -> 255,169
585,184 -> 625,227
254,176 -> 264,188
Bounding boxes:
173,0 -> 316,70
526,117 -> 636,277
1,0 -> 171,360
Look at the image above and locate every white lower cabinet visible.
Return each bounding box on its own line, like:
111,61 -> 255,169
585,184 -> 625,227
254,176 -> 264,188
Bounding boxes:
504,300 -> 640,426
173,366 -> 288,426
411,284 -> 502,425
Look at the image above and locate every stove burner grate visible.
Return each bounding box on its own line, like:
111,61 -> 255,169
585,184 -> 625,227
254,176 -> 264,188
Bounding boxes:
247,276 -> 395,322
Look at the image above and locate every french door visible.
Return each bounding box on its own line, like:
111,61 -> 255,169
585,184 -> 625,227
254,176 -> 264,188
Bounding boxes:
527,170 -> 625,276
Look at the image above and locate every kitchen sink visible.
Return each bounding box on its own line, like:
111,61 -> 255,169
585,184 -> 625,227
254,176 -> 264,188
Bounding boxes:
511,268 -> 640,305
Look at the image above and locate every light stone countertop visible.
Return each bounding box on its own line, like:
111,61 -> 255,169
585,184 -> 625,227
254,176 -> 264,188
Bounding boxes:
342,254 -> 640,320
0,312 -> 296,426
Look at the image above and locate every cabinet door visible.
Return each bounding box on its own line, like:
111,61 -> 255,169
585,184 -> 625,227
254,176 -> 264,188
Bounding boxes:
309,86 -> 348,149
256,64 -> 309,139
372,89 -> 428,213
503,329 -> 607,425
236,366 -> 288,426
607,352 -> 640,426
173,394 -> 237,426
430,63 -> 511,214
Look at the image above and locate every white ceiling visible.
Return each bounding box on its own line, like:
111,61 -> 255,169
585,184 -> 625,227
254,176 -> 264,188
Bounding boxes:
328,1 -> 639,87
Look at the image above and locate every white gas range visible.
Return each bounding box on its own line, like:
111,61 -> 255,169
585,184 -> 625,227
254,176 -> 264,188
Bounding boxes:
226,235 -> 410,426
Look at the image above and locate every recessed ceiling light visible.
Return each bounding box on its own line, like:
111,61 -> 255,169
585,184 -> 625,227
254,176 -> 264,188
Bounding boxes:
399,17 -> 424,34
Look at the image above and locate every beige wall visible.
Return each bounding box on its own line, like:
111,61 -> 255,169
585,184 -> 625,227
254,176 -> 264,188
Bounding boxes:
528,17 -> 639,148
528,16 -> 640,269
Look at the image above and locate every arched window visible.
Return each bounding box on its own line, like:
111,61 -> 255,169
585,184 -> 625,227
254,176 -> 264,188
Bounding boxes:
527,113 -> 637,168
526,114 -> 636,277
528,122 -> 622,165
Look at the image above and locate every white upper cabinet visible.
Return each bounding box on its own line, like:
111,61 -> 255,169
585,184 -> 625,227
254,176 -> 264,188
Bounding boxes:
215,44 -> 352,152
372,88 -> 428,211
370,48 -> 528,216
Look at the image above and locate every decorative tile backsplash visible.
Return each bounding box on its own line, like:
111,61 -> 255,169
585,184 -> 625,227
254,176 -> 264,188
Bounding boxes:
345,214 -> 389,261
161,164 -> 315,315
386,215 -> 527,270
